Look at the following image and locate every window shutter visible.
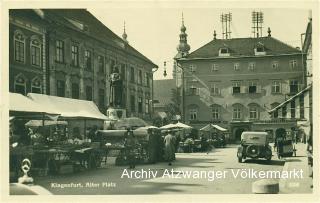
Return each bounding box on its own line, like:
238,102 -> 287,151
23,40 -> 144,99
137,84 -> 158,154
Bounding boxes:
230,86 -> 234,94
240,85 -> 246,93
282,80 -> 290,94
256,85 -> 262,93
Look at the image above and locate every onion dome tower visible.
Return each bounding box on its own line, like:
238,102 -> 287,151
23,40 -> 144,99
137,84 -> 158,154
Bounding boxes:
176,13 -> 190,58
122,21 -> 128,43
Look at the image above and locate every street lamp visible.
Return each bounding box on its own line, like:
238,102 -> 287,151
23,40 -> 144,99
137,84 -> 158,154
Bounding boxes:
163,60 -> 186,123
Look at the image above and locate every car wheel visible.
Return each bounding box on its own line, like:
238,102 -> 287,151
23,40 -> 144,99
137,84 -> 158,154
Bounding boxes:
238,156 -> 242,163
246,145 -> 260,158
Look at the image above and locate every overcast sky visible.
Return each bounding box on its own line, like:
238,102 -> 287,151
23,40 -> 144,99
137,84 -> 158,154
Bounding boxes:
89,6 -> 311,80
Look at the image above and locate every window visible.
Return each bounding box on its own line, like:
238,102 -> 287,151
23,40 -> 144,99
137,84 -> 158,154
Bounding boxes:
55,40 -> 64,62
145,98 -> 149,113
56,80 -> 65,97
234,63 -> 240,71
189,86 -> 199,95
233,107 -> 241,119
130,95 -> 135,112
71,45 -> 79,67
14,74 -> 26,95
210,83 -> 220,95
99,89 -> 105,110
86,86 -> 92,101
299,95 -> 304,119
272,80 -> 281,93
272,61 -> 279,70
289,60 -> 297,69
232,81 -> 241,94
30,38 -> 41,66
71,83 -> 79,99
289,80 -> 299,94
98,56 -> 104,73
219,48 -> 230,56
189,64 -> 196,72
31,77 -> 41,93
271,102 -> 280,119
248,62 -> 255,71
144,72 -> 148,86
249,106 -> 258,119
138,70 -> 142,84
138,97 -> 143,113
212,64 -> 219,71
14,31 -> 25,63
291,100 -> 295,118
211,106 -> 220,120
84,50 -> 92,70
189,109 -> 197,120
282,106 -> 287,118
248,81 -> 257,93
130,67 -> 135,82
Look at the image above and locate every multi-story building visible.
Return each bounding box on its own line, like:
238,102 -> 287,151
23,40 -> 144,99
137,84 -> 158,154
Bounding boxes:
174,20 -> 304,141
9,9 -> 157,120
269,17 -> 313,141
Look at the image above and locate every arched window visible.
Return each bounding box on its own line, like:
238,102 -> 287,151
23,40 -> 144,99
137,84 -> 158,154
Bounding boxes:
14,74 -> 27,95
248,103 -> 260,120
188,104 -> 199,121
31,77 -> 42,93
211,104 -> 221,120
232,103 -> 243,120
30,36 -> 42,66
14,30 -> 26,63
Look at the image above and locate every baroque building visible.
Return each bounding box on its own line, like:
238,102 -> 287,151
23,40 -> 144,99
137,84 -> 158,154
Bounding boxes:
9,9 -> 158,119
174,19 -> 305,141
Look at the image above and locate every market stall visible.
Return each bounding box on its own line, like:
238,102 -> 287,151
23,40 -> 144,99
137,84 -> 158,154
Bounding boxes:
10,93 -> 109,179
200,124 -> 229,148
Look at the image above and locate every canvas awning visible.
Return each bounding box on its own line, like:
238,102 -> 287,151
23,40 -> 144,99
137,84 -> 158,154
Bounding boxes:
200,124 -> 227,132
160,122 -> 192,129
9,92 -> 59,119
25,120 -> 68,127
27,93 -> 107,120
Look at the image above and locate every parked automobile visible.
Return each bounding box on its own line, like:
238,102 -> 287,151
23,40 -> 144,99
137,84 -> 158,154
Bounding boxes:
237,131 -> 272,163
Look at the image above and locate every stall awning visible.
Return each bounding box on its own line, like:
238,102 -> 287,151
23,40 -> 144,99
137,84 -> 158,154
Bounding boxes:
25,120 -> 68,127
27,93 -> 107,120
9,92 -> 59,118
200,124 -> 227,132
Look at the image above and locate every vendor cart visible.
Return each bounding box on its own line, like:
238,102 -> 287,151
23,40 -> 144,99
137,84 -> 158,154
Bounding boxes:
275,129 -> 297,159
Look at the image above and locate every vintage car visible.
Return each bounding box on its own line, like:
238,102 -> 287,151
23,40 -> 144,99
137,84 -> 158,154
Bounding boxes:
237,131 -> 272,163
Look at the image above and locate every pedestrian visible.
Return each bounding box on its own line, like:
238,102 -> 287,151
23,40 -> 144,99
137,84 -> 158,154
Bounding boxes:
147,128 -> 157,164
164,129 -> 175,166
124,127 -> 139,169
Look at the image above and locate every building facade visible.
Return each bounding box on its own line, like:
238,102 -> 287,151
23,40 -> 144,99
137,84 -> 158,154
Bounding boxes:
269,17 -> 313,142
174,21 -> 305,141
9,9 -> 157,120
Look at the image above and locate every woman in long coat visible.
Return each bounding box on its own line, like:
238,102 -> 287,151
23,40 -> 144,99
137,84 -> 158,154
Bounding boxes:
164,130 -> 175,165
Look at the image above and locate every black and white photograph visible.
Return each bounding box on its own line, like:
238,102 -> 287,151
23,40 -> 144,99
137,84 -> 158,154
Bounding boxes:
1,0 -> 319,202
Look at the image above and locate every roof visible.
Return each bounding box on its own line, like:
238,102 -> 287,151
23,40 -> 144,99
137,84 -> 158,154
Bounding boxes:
200,124 -> 227,132
268,85 -> 312,113
153,79 -> 176,107
183,37 -> 301,59
38,9 -> 157,67
9,92 -> 58,115
27,93 -> 107,120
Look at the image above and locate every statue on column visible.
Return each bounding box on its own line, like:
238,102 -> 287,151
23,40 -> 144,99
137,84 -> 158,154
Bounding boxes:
106,64 -> 126,121
109,65 -> 123,108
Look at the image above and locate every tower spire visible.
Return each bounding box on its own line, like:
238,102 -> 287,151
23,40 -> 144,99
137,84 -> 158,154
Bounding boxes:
122,21 -> 128,42
176,12 -> 190,58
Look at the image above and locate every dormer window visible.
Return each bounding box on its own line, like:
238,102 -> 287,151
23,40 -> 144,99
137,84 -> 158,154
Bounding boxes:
219,47 -> 230,56
254,43 -> 266,55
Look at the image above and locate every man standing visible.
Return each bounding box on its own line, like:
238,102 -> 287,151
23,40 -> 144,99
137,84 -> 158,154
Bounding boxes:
164,130 -> 175,166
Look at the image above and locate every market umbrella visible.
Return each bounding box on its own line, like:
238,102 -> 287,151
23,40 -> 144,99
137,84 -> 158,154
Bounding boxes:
160,122 -> 192,129
114,117 -> 148,129
200,124 -> 227,132
135,126 -> 159,131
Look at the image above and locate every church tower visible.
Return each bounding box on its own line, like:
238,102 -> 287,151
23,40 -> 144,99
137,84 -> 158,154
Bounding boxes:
173,13 -> 190,79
